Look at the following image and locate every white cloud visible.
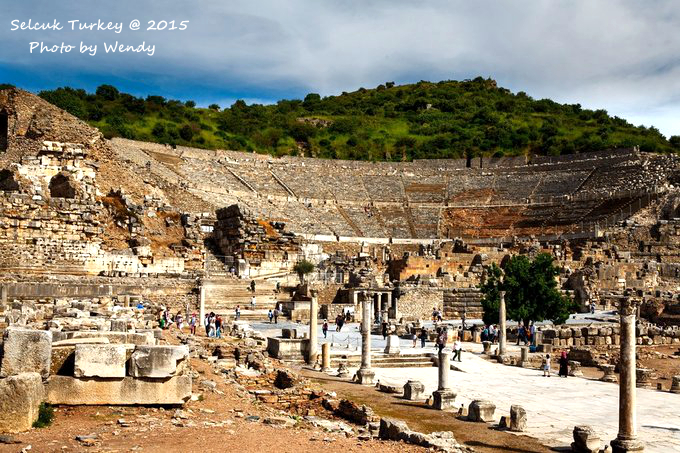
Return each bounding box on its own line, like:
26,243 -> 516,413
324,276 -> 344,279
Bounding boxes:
2,0 -> 680,136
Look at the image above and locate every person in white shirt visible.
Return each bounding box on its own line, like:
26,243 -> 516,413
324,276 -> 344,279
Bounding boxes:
453,339 -> 462,361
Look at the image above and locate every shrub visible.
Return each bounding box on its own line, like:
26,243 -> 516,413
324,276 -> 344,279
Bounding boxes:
33,403 -> 55,428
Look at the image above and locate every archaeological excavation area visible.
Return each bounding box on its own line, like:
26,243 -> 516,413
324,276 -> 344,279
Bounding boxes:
1,87 -> 680,452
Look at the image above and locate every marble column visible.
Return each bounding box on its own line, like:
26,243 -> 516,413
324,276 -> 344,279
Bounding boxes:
432,351 -> 456,410
199,284 -> 206,325
611,296 -> 644,453
321,342 -> 331,372
498,290 -> 507,358
307,291 -> 319,365
357,291 -> 375,384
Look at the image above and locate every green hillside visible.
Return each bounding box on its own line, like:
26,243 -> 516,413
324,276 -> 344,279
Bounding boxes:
6,78 -> 678,160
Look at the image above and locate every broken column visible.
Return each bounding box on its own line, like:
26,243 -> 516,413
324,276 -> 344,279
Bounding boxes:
635,368 -> 653,389
384,334 -> 400,355
321,342 -> 331,372
611,296 -> 644,453
307,291 -> 318,365
356,291 -> 375,385
572,425 -> 602,453
519,346 -> 529,367
403,380 -> 425,400
600,364 -> 618,383
510,405 -> 527,432
432,351 -> 456,410
498,290 -> 507,358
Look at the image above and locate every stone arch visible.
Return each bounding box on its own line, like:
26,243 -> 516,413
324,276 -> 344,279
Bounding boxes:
0,169 -> 19,192
49,173 -> 77,199
0,110 -> 8,152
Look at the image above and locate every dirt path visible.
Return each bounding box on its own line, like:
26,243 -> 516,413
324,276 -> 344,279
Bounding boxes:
300,369 -> 553,453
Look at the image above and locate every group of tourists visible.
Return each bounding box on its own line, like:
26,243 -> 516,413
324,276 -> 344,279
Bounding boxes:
204,312 -> 223,338
334,312 -> 349,331
431,307 -> 443,322
516,321 -> 536,346
480,324 -> 499,343
159,309 -> 184,330
267,308 -> 281,323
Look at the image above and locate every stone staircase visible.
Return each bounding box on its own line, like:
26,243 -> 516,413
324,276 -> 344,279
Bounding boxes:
203,279 -> 292,315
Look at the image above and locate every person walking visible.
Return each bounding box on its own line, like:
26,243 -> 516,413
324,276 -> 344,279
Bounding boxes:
543,354 -> 551,377
420,327 -> 428,348
412,329 -> 417,348
235,305 -> 241,321
529,321 -> 536,346
189,313 -> 197,335
322,320 -> 329,338
381,321 -> 388,340
204,313 -> 210,335
453,339 -> 462,362
558,351 -> 569,378
337,314 -> 345,332
215,315 -> 222,339
268,309 -> 274,323
273,307 -> 279,324
250,279 -> 256,293
250,295 -> 256,309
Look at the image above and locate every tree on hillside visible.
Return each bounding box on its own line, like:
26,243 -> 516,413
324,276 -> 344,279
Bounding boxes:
293,259 -> 315,284
479,253 -> 577,325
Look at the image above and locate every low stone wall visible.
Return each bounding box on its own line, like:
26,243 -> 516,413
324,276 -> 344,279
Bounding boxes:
397,287 -> 444,320
539,323 -> 680,348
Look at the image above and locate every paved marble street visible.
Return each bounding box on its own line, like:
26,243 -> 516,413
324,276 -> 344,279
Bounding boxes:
367,348 -> 680,452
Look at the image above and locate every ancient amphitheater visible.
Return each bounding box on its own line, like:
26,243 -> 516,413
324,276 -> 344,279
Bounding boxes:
1,87 -> 679,452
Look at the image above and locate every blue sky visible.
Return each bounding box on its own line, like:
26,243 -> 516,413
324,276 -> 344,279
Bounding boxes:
2,0 -> 680,137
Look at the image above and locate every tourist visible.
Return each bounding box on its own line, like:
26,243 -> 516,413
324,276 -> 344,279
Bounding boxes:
338,314 -> 345,332
176,312 -> 184,330
517,323 -> 525,345
543,354 -> 551,377
250,279 -> 256,293
189,313 -> 197,335
481,325 -> 489,342
215,315 -> 222,338
159,315 -> 166,329
250,295 -> 256,309
529,321 -> 536,346
235,305 -> 241,321
437,310 -> 443,323
273,307 -> 279,323
204,313 -> 210,335
453,339 -> 462,362
381,321 -> 388,340
208,316 -> 216,337
590,301 -> 596,314
412,329 -> 417,347
322,319 -> 329,338
420,327 -> 428,348
268,309 -> 274,323
344,308 -> 351,322
432,307 -> 438,322
275,281 -> 281,293
558,351 -> 569,378
461,312 -> 467,330
489,324 -> 497,343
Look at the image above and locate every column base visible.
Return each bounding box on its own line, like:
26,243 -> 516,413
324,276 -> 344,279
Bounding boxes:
611,436 -> 644,453
356,368 -> 375,385
432,389 -> 457,410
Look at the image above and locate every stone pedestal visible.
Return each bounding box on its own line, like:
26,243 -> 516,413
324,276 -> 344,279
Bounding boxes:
356,368 -> 375,385
403,380 -> 425,400
611,296 -> 644,453
510,405 -> 527,432
482,341 -> 491,354
468,400 -> 496,422
635,368 -> 653,389
670,375 -> 680,394
432,389 -> 456,410
600,364 -> 618,383
569,360 -> 584,377
384,334 -> 400,355
321,343 -> 331,372
572,425 -> 601,453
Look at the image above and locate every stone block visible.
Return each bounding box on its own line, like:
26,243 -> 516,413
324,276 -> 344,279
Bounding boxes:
110,319 -> 128,332
384,334 -> 400,355
468,400 -> 496,422
74,344 -> 127,378
0,327 -> 52,379
45,375 -> 192,405
571,425 -> 600,453
356,368 -> 375,385
432,389 -> 456,410
129,345 -> 189,378
403,380 -> 425,400
510,405 -> 527,432
0,373 -> 44,433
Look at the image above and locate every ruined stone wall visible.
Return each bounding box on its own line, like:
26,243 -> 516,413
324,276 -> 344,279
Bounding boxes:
396,287 -> 444,320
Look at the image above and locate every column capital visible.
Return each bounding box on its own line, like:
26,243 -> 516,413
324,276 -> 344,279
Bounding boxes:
619,297 -> 641,317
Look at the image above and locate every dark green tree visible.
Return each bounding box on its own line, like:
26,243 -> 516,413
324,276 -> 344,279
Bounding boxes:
479,253 -> 577,325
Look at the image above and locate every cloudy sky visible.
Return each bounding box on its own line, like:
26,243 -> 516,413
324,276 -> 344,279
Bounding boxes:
2,0 -> 679,136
